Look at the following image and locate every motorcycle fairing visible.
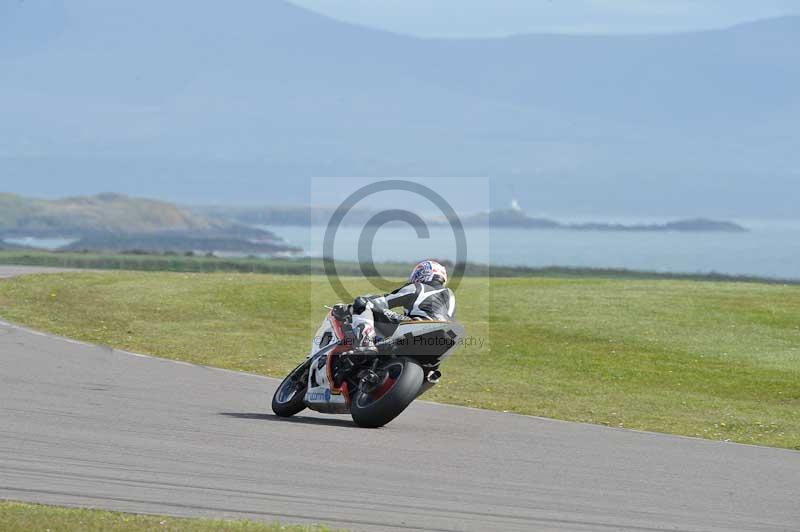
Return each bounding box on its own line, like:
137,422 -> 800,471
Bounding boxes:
305,313 -> 352,414
303,310 -> 464,415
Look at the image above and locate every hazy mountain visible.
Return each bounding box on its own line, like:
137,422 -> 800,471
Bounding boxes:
0,192 -> 265,237
0,192 -> 212,235
1,1 -> 798,217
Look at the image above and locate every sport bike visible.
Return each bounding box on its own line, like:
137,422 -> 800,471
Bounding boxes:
271,304 -> 464,427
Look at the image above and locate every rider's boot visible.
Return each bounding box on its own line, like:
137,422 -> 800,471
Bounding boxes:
345,322 -> 378,356
347,331 -> 378,356
348,306 -> 379,356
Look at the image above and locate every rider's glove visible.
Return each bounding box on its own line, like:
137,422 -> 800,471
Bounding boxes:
353,296 -> 373,315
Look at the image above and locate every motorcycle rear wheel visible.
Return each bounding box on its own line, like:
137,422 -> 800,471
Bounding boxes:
350,357 -> 423,428
272,360 -> 310,417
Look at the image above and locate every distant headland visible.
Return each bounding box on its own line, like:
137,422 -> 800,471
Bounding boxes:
193,203 -> 748,233
459,208 -> 747,232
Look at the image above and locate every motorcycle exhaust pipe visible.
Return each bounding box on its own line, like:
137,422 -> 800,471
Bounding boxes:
416,370 -> 442,398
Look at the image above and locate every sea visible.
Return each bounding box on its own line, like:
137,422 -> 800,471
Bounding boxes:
5,221 -> 798,281
262,220 -> 800,281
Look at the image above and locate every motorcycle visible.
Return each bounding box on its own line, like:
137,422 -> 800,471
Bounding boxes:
272,304 -> 464,427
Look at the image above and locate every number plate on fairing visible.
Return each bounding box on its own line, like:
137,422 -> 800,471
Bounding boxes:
304,354 -> 350,414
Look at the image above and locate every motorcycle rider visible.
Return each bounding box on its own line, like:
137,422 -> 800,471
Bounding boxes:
347,260 -> 456,355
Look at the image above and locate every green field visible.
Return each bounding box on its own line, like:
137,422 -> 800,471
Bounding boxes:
0,501 -> 336,532
0,271 -> 798,449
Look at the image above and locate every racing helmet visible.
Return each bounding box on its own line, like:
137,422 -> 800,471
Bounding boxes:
409,260 -> 448,286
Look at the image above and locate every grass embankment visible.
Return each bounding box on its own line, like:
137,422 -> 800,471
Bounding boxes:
0,501 -> 336,532
0,272 -> 798,449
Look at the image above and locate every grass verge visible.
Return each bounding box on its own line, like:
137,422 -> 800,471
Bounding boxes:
0,501 -> 337,532
0,271 -> 798,449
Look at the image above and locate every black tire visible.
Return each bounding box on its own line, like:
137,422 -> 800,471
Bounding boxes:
350,357 -> 424,428
271,360 -> 310,417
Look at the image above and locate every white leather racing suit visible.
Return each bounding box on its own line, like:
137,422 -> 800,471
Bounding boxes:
351,281 -> 456,347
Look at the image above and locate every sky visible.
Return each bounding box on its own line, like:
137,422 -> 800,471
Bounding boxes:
287,0 -> 800,37
1,0 -> 798,219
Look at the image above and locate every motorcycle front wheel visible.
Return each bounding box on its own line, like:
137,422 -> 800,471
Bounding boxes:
350,357 -> 424,428
271,360 -> 310,417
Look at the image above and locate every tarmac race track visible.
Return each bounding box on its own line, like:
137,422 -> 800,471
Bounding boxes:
1,267 -> 798,531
